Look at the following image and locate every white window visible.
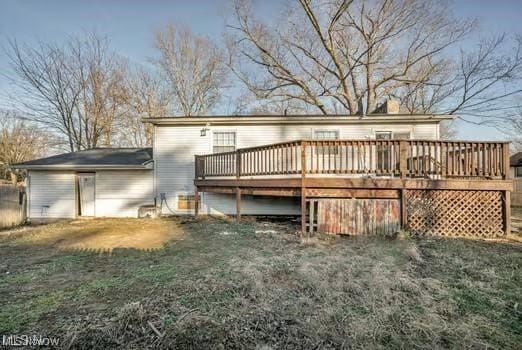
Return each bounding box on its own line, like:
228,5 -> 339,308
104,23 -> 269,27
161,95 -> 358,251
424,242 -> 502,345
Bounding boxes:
374,131 -> 410,172
375,131 -> 392,140
314,130 -> 339,155
375,132 -> 392,171
375,131 -> 410,139
213,131 -> 236,153
314,130 -> 339,140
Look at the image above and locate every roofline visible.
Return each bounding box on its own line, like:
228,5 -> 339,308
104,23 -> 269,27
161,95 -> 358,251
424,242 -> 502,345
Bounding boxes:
142,114 -> 454,125
11,164 -> 154,170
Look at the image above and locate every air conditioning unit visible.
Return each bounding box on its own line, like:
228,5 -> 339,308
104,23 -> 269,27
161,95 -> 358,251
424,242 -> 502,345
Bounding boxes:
138,205 -> 158,218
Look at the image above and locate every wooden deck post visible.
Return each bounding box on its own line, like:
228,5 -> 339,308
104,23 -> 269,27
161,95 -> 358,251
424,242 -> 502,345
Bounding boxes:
502,143 -> 511,235
236,149 -> 242,222
301,141 -> 307,236
504,190 -> 511,235
502,143 -> 510,180
399,140 -> 408,179
400,189 -> 407,229
309,199 -> 314,236
236,187 -> 241,221
194,186 -> 199,217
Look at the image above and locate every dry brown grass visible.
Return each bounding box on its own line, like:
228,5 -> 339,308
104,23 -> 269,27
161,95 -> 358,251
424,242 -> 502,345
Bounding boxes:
0,216 -> 520,349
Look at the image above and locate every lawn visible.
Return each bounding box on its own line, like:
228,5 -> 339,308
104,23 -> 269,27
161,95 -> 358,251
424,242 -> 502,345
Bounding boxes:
0,216 -> 521,349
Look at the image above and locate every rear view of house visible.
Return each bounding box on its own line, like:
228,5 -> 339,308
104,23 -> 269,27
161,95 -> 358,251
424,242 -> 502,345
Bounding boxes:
147,113 -> 450,216
13,111 -> 513,238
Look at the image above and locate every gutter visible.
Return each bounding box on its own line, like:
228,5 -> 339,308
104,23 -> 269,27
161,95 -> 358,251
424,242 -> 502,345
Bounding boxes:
10,163 -> 154,171
142,114 -> 454,126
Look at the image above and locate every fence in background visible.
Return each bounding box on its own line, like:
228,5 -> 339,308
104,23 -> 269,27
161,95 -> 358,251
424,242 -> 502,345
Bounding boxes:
0,184 -> 26,228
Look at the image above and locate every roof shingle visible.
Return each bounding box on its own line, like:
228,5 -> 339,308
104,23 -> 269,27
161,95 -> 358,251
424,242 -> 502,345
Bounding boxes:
13,148 -> 153,168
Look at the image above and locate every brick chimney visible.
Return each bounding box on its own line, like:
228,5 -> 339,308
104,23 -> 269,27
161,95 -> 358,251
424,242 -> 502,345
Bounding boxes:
373,99 -> 400,114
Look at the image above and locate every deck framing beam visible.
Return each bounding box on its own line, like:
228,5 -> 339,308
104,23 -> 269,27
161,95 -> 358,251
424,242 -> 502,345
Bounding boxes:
195,178 -> 513,192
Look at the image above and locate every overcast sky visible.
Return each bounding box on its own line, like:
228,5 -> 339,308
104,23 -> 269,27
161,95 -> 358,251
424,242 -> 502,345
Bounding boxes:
0,0 -> 521,140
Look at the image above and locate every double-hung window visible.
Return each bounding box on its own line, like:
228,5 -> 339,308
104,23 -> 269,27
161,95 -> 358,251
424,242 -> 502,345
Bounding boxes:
313,130 -> 340,155
375,131 -> 410,173
213,131 -> 236,153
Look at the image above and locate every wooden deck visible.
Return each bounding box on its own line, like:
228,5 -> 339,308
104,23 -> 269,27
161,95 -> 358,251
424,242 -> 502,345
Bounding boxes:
194,140 -> 513,237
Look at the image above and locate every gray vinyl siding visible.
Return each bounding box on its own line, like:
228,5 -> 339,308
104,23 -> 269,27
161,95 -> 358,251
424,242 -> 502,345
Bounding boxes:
28,171 -> 76,219
154,122 -> 439,216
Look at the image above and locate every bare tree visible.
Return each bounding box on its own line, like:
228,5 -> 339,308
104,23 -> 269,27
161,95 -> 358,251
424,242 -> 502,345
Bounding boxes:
117,67 -> 170,147
439,120 -> 458,140
71,33 -> 129,148
5,32 -> 128,151
496,105 -> 522,152
227,0 -> 522,124
153,24 -> 228,116
227,0 -> 475,114
0,110 -> 50,182
399,35 -> 522,119
6,39 -> 83,151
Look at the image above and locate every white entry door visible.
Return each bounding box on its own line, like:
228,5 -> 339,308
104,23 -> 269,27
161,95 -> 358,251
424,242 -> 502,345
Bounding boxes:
78,173 -> 95,216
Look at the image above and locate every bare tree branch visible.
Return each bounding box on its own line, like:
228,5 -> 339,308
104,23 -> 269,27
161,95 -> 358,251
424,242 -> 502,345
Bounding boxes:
153,24 -> 228,116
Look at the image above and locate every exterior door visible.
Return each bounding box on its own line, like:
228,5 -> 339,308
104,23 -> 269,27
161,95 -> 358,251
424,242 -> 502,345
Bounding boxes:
376,132 -> 392,172
78,173 -> 95,216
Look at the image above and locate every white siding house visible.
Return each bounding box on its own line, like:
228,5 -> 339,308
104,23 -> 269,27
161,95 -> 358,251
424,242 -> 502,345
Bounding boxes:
149,114 -> 451,216
15,113 -> 452,219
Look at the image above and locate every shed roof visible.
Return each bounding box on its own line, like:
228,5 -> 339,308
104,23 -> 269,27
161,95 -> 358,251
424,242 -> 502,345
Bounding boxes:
510,152 -> 522,167
12,148 -> 153,170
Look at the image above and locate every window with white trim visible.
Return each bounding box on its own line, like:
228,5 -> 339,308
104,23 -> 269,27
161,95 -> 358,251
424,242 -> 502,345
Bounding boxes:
314,130 -> 339,140
374,131 -> 410,173
213,131 -> 236,153
313,130 -> 339,155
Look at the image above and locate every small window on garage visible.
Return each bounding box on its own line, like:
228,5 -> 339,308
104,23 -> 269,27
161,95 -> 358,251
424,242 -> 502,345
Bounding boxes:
177,194 -> 196,210
213,131 -> 236,153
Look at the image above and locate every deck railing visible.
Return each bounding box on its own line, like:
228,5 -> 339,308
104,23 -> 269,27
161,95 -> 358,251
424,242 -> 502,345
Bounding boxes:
195,140 -> 510,180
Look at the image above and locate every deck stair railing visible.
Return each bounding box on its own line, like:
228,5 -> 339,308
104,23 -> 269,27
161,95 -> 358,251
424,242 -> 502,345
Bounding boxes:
195,140 -> 510,180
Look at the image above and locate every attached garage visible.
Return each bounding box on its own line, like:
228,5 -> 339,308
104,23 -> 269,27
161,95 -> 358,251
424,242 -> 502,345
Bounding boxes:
14,148 -> 154,220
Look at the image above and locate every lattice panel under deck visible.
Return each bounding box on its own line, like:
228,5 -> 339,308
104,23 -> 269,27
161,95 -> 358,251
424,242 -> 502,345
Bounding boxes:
405,190 -> 504,237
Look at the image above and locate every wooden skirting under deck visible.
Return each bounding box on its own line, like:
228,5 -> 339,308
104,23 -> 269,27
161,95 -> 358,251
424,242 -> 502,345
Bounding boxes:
195,177 -> 512,237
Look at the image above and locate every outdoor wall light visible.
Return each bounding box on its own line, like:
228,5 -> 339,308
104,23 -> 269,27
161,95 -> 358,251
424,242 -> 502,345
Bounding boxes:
200,123 -> 211,136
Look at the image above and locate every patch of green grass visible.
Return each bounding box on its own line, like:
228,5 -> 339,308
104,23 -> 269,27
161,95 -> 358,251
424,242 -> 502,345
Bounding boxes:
0,291 -> 68,333
451,287 -> 495,315
131,263 -> 177,284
